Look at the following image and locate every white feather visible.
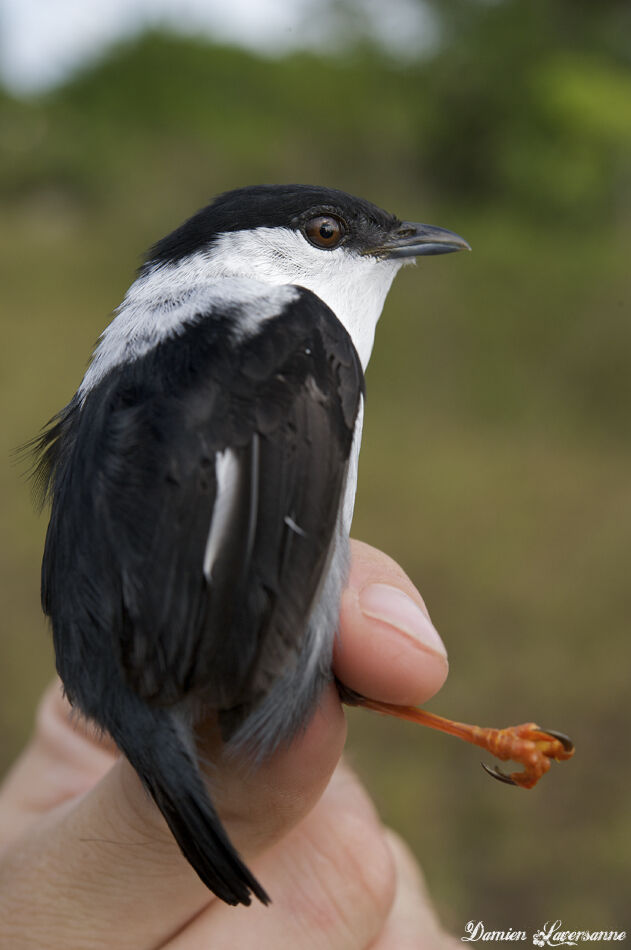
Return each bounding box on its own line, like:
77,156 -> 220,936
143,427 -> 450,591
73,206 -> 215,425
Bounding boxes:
203,448 -> 241,582
79,224 -> 402,399
341,396 -> 365,533
78,273 -> 298,398
203,227 -> 403,369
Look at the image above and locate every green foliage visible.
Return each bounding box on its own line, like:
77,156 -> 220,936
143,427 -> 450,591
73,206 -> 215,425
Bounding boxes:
418,0 -> 631,218
0,32 -> 420,213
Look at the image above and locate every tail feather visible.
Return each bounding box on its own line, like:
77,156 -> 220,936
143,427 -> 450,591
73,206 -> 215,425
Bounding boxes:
107,702 -> 269,907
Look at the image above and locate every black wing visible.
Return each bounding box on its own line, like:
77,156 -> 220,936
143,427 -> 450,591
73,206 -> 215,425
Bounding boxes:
39,288 -> 364,717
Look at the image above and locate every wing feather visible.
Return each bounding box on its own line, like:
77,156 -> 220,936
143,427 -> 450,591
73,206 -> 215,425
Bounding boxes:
39,288 -> 364,712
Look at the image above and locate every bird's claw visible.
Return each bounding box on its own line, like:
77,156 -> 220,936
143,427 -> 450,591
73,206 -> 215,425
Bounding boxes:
541,728 -> 574,753
481,762 -> 518,785
480,722 -> 575,790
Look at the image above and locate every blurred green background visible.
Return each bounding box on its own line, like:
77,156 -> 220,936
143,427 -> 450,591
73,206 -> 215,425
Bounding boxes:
1,0 -> 630,936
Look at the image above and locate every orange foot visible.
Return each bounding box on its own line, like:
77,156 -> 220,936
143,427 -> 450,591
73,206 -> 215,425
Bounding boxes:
477,722 -> 574,788
340,688 -> 574,790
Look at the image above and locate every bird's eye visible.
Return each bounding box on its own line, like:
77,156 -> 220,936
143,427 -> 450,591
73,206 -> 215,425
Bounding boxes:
303,215 -> 345,249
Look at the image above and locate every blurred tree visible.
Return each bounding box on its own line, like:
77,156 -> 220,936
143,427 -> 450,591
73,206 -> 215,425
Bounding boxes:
414,0 -> 631,220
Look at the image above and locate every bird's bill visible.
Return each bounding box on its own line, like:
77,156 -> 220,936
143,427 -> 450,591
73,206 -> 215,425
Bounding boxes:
372,221 -> 471,259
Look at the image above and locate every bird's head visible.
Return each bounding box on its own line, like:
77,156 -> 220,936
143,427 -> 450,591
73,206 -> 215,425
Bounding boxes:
82,184 -> 470,398
141,185 -> 469,367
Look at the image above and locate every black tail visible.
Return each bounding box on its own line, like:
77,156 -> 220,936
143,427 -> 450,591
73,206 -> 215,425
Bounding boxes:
106,700 -> 269,907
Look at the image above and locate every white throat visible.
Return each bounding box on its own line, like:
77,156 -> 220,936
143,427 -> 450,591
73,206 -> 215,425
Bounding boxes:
190,227 -> 403,368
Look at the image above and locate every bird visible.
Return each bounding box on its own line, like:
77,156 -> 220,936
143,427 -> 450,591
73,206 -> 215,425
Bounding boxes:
31,184 -> 573,907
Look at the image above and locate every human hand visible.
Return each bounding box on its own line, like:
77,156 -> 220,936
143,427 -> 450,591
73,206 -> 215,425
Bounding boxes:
0,540 -> 456,949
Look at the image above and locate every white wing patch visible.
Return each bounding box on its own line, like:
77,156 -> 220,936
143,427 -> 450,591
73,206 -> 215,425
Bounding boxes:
203,448 -> 241,582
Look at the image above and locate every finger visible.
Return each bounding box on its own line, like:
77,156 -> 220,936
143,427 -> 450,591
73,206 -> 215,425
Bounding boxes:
335,539 -> 449,706
0,681 -> 117,846
0,541 -> 439,947
163,763 -> 397,950
0,682 -> 346,950
370,831 -> 458,949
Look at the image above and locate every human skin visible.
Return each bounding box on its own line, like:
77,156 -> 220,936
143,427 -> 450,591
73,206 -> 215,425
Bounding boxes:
0,540 -> 458,949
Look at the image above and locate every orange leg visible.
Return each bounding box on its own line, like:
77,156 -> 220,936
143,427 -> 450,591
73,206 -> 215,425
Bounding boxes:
346,694 -> 574,789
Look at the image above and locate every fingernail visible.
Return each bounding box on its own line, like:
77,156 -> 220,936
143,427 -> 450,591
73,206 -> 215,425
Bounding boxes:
359,583 -> 447,659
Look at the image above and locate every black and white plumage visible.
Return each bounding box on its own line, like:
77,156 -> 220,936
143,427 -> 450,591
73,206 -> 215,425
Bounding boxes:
33,185 -> 468,906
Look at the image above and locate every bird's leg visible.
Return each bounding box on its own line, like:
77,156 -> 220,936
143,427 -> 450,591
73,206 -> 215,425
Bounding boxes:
337,683 -> 574,790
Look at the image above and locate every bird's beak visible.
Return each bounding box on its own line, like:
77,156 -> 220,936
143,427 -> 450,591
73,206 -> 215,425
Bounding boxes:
371,221 -> 471,259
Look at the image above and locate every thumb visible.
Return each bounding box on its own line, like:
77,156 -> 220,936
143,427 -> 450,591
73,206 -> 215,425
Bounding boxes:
335,539 -> 449,705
